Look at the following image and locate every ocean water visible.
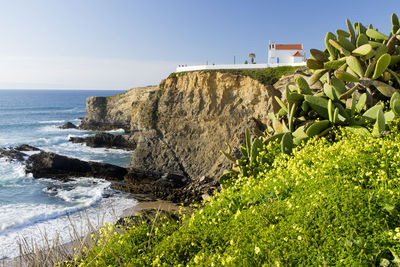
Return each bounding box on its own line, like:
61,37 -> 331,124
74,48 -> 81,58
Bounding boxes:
0,89 -> 137,259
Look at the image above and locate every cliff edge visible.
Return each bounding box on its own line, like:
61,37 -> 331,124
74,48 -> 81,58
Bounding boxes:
80,70 -> 289,200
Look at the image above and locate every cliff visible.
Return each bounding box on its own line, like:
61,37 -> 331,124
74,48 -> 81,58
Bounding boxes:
80,70 -> 288,200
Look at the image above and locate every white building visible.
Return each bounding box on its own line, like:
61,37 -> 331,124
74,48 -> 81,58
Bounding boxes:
268,42 -> 305,64
176,42 -> 305,72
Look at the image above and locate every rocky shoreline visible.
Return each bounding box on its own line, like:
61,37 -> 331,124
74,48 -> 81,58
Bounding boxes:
0,70 -> 304,229
2,70 -> 303,207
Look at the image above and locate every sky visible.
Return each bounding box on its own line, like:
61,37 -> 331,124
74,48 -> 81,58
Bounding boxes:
0,0 -> 399,90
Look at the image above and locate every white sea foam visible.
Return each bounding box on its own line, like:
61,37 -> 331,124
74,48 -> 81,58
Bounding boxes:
105,128 -> 125,134
38,120 -> 66,124
0,193 -> 137,259
0,175 -> 137,259
0,178 -> 111,234
39,125 -> 83,133
0,159 -> 27,182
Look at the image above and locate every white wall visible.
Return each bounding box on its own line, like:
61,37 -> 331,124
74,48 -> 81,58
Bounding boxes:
268,49 -> 302,64
293,56 -> 304,63
176,62 -> 306,72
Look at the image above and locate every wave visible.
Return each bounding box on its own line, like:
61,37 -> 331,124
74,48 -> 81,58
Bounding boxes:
0,159 -> 29,183
0,192 -> 137,259
105,128 -> 126,134
38,120 -> 66,124
38,125 -> 84,133
0,178 -> 111,234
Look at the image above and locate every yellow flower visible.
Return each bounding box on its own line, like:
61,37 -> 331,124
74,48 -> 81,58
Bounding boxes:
255,246 -> 260,255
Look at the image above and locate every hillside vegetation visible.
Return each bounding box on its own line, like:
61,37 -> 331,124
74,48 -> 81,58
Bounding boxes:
169,65 -> 302,86
63,14 -> 400,266
67,123 -> 400,266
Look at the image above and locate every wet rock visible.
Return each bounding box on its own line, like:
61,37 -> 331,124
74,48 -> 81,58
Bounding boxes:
15,144 -> 41,152
69,137 -> 85,143
69,133 -> 136,150
0,148 -> 27,161
59,122 -> 78,129
0,144 -> 41,162
25,151 -> 127,180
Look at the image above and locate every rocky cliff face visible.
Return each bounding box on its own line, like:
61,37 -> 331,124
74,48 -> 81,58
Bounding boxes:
80,86 -> 158,131
80,71 -> 283,187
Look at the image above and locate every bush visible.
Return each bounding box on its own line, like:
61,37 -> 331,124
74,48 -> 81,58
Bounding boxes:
168,66 -> 302,86
67,122 -> 400,266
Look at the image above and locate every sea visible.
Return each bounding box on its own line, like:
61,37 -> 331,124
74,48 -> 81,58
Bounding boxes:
0,89 -> 138,260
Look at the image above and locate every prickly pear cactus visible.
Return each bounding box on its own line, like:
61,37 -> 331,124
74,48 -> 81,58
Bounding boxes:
220,14 -> 400,185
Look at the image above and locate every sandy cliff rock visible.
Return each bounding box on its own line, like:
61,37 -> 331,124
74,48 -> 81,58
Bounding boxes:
80,86 -> 158,131
80,71 -> 284,199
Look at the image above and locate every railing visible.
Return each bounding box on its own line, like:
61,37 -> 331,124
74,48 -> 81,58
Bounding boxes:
176,62 -> 306,72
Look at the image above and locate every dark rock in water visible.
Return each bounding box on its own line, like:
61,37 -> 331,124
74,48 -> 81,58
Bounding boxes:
25,151 -> 127,180
0,144 -> 41,162
15,144 -> 41,152
69,133 -> 136,150
69,137 -> 85,143
59,122 -> 77,129
0,148 -> 27,161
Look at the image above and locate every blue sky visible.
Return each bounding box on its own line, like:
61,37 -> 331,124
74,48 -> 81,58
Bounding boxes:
0,0 -> 398,89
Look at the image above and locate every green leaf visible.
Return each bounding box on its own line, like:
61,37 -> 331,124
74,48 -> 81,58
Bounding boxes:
281,133 -> 293,155
306,120 -> 330,137
304,95 -> 330,119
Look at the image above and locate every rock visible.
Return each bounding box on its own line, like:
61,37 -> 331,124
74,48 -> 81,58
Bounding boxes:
79,70 -> 302,203
59,122 -> 77,129
128,71 -> 281,179
15,144 -> 41,151
115,209 -> 178,228
79,86 -> 157,131
69,137 -> 85,143
114,168 -> 189,200
25,151 -> 127,180
69,133 -> 136,150
0,145 -> 41,162
0,148 -> 27,161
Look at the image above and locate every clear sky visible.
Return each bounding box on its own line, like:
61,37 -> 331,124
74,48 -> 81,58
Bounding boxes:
0,0 -> 398,90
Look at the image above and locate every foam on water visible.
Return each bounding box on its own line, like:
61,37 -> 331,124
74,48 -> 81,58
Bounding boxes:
0,193 -> 137,259
0,89 -> 133,259
38,120 -> 66,124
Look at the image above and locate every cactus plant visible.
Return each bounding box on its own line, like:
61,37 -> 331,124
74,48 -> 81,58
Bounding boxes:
221,14 -> 400,185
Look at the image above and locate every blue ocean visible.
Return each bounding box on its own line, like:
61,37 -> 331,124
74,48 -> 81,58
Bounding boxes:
0,90 -> 137,259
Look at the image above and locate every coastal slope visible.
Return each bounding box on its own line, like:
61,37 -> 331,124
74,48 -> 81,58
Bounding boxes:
80,70 -> 293,199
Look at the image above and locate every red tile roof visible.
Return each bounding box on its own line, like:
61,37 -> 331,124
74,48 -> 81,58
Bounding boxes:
292,51 -> 304,57
275,44 -> 303,50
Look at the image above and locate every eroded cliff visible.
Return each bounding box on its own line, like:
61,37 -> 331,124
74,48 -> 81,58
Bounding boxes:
80,71 -> 285,198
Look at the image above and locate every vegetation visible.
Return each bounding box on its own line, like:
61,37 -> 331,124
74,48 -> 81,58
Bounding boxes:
64,123 -> 400,266
61,14 -> 400,266
169,65 -> 303,86
222,14 -> 400,167
249,53 -> 256,64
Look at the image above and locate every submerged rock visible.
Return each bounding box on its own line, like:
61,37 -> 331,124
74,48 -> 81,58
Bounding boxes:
0,144 -> 41,162
15,144 -> 41,152
25,151 -> 127,180
59,122 -> 78,129
0,148 -> 27,161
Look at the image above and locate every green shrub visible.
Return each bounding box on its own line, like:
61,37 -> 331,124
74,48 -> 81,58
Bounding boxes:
67,122 -> 400,266
168,66 -> 302,86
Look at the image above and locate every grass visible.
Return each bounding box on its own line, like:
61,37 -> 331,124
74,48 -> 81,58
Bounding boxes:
169,66 -> 303,86
64,121 -> 400,266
